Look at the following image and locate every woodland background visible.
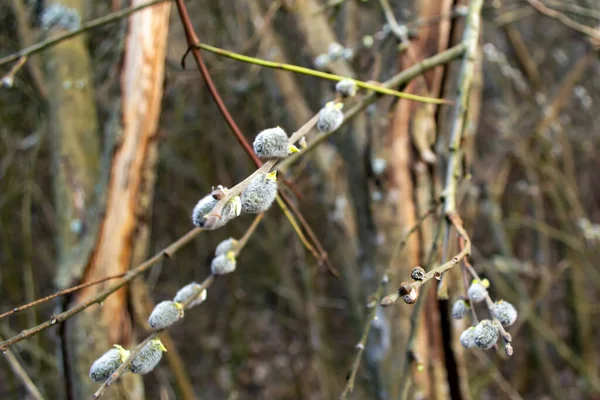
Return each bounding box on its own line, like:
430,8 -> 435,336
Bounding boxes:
1,0 -> 600,399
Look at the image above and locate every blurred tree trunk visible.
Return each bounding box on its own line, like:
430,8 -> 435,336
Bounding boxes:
44,0 -> 171,398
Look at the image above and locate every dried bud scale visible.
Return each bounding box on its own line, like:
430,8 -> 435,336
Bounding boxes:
473,320 -> 499,350
459,327 -> 476,348
317,102 -> 344,133
490,300 -> 518,327
410,266 -> 425,281
173,283 -> 207,308
130,339 -> 166,375
215,238 -> 239,257
148,301 -> 184,330
89,345 -> 130,382
335,79 -> 357,98
253,127 -> 298,159
467,279 -> 488,303
451,298 -> 470,320
399,283 -> 419,304
240,171 -> 278,213
211,251 -> 237,275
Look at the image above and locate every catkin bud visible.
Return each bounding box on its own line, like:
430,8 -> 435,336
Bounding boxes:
215,238 -> 239,257
335,79 -> 357,98
89,345 -> 130,382
192,190 -> 241,229
173,282 -> 207,308
473,320 -> 499,350
467,280 -> 488,303
253,127 -> 299,159
148,301 -> 184,330
240,171 -> 278,213
41,4 -> 81,31
490,300 -> 518,327
317,102 -> 344,133
459,327 -> 476,348
130,339 -> 166,375
211,251 -> 237,275
314,54 -> 329,70
451,298 -> 470,320
328,42 -> 344,59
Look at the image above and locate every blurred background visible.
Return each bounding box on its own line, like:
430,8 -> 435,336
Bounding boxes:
1,0 -> 600,399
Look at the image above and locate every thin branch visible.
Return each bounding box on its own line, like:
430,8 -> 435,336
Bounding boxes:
528,0 -> 600,40
0,0 -> 170,68
278,43 -> 466,172
191,43 -> 452,104
92,214 -> 263,399
0,335 -> 46,400
0,273 -> 126,320
1,56 -> 27,88
0,228 -> 203,352
340,207 -> 439,398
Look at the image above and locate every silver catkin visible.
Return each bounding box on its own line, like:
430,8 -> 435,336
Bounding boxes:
192,191 -> 240,229
148,301 -> 184,330
451,298 -> 469,320
211,251 -> 237,275
173,282 -> 207,308
253,127 -> 298,159
317,102 -> 344,133
240,172 -> 278,214
490,300 -> 518,327
130,339 -> 166,375
215,238 -> 239,257
467,280 -> 488,303
335,79 -> 357,97
473,320 -> 499,350
89,345 -> 130,382
459,327 -> 476,349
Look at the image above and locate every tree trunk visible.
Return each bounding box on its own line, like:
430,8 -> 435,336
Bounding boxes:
45,1 -> 171,398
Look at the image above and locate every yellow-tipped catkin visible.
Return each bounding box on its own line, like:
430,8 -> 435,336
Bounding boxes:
130,339 -> 166,375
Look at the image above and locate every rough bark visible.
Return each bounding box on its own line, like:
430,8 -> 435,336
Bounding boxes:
48,1 -> 172,398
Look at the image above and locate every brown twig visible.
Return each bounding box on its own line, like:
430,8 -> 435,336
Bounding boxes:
1,56 -> 27,88
0,228 -> 203,352
341,206 -> 439,398
0,273 -> 126,320
0,335 -> 46,400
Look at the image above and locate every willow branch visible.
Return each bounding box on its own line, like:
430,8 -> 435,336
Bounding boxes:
191,43 -> 451,104
0,273 -> 127,321
91,214 -> 263,399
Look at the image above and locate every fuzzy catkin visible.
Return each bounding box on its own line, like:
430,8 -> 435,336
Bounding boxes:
253,127 -> 296,159
451,298 -> 469,320
317,102 -> 344,133
173,282 -> 207,308
240,173 -> 278,213
41,4 -> 81,31
459,327 -> 476,348
211,251 -> 237,275
335,79 -> 357,97
215,238 -> 239,257
192,192 -> 240,229
89,345 -> 130,382
130,339 -> 166,375
467,281 -> 488,303
148,301 -> 184,330
490,300 -> 518,327
473,320 -> 499,350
